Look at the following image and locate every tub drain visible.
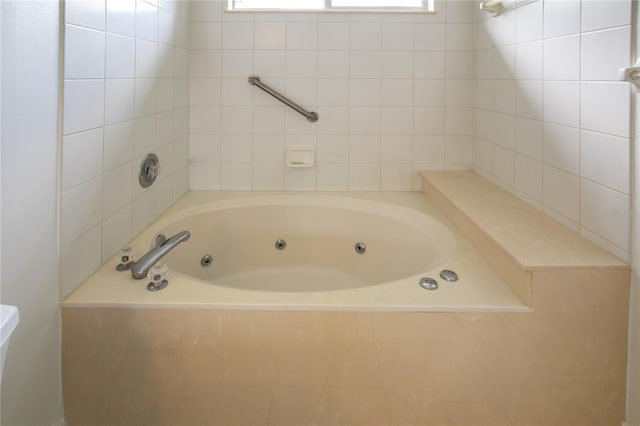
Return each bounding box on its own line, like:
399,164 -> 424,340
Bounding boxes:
201,255 -> 213,267
275,239 -> 286,250
355,242 -> 366,254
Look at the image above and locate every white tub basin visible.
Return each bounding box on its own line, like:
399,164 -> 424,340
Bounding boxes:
0,305 -> 19,379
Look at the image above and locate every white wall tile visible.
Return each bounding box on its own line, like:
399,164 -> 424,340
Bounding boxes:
581,26 -> 631,81
101,204 -> 133,263
414,23 -> 445,51
318,22 -> 350,50
105,79 -> 135,124
581,0 -> 631,32
414,51 -> 446,79
136,38 -> 158,78
581,130 -> 630,194
66,0 -> 106,30
64,80 -> 105,134
102,162 -> 133,218
543,35 -> 580,81
65,25 -> 105,79
190,163 -> 221,190
543,165 -> 579,222
543,122 -> 580,174
349,134 -> 381,163
317,163 -> 349,191
515,0 -> 543,43
350,79 -> 381,106
515,41 -> 542,80
136,0 -> 158,41
255,22 -> 286,50
580,82 -> 630,137
351,22 -> 382,51
446,51 -> 474,80
382,22 -> 413,51
104,121 -> 134,172
493,112 -> 515,149
221,163 -> 253,190
446,135 -> 473,165
349,164 -> 381,191
413,108 -> 445,135
60,225 -> 102,299
446,23 -> 473,51
381,164 -> 413,191
284,168 -> 317,191
106,34 -> 135,78
254,50 -> 286,78
381,107 -> 413,136
286,22 -> 318,50
252,163 -> 285,191
61,177 -> 103,247
132,189 -> 157,235
221,134 -> 252,162
414,79 -> 445,107
493,79 -> 515,114
492,144 -> 515,189
107,0 -> 136,36
133,115 -> 157,158
318,51 -> 349,78
62,128 -> 104,191
134,78 -> 158,117
515,117 -> 543,160
317,107 -> 349,135
413,135 -> 445,164
515,80 -> 543,120
223,22 -> 254,49
544,0 -> 581,38
543,81 -> 579,127
515,154 -> 542,202
493,45 -> 515,79
316,135 -> 349,165
222,50 -> 253,76
580,178 -> 630,251
286,50 -> 317,78
382,79 -> 413,107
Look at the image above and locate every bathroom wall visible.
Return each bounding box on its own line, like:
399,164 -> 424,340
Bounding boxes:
1,1 -> 62,424
60,0 -> 191,298
626,3 -> 640,423
473,0 -> 633,262
188,0 -> 475,191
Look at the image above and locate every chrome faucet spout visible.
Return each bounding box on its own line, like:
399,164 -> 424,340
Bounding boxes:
131,230 -> 191,279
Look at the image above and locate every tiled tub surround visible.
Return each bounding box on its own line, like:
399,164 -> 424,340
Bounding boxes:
189,0 -> 476,192
62,173 -> 630,425
472,0 -> 633,263
60,0 -> 191,298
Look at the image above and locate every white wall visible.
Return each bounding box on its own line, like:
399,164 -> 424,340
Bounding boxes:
473,0 -> 633,262
626,2 -> 640,424
188,0 -> 475,191
0,1 -> 62,424
60,0 -> 191,298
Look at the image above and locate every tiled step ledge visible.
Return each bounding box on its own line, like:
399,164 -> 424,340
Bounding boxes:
420,171 -> 629,306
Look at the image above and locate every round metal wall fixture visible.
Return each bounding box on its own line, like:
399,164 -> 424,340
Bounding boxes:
201,255 -> 213,267
419,277 -> 438,290
355,242 -> 366,254
139,153 -> 160,188
275,239 -> 287,250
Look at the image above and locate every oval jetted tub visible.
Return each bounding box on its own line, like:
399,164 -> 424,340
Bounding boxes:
62,192 -> 528,312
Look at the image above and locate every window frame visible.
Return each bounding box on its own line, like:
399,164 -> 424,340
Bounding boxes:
227,0 -> 434,13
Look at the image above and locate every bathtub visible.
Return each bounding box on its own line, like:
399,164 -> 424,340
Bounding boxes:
62,192 -> 528,312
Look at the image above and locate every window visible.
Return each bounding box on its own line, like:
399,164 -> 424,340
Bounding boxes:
228,0 -> 433,12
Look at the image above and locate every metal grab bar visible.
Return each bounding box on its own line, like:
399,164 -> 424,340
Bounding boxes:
248,75 -> 319,123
